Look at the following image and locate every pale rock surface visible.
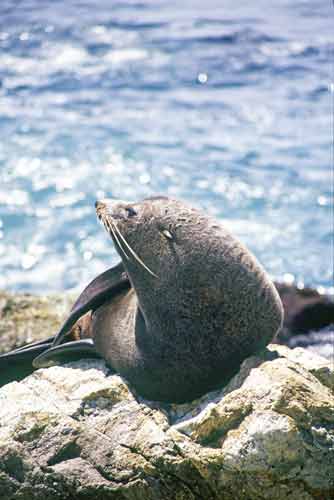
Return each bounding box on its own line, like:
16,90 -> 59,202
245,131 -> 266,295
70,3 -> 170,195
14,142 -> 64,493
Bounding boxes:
0,344 -> 333,500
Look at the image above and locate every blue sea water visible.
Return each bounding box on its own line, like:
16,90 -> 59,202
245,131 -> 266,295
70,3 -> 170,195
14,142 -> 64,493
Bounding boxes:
0,0 -> 332,293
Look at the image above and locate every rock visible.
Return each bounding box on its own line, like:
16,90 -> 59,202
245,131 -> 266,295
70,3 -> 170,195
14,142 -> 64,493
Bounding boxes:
275,283 -> 334,338
273,283 -> 334,361
0,290 -> 73,354
0,345 -> 333,500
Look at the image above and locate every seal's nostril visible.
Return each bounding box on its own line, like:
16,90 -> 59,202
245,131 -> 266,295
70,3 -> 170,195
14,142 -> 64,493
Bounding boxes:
95,200 -> 106,211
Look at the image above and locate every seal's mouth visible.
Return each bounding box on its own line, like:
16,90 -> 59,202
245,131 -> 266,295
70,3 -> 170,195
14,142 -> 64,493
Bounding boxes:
95,201 -> 107,226
95,199 -> 158,279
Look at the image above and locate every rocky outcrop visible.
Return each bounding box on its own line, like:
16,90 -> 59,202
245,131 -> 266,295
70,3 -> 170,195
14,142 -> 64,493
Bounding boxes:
0,290 -> 73,354
275,283 -> 334,360
0,289 -> 333,498
275,283 -> 334,335
0,344 -> 333,500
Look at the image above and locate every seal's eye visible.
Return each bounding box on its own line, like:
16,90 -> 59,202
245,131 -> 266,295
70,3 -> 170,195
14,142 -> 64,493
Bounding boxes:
125,206 -> 137,217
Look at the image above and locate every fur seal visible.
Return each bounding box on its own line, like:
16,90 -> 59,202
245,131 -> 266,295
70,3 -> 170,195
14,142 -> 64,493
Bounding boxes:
0,197 -> 283,402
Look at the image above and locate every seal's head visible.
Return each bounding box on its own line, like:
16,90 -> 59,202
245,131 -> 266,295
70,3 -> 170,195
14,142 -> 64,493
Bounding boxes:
95,196 -> 221,285
95,196 -> 283,346
95,196 -> 175,280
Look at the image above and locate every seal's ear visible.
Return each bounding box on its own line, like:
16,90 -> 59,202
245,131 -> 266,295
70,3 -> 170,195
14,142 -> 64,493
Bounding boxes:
162,229 -> 173,240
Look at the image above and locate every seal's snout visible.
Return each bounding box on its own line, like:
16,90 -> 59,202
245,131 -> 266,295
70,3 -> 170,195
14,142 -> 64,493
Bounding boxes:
95,200 -> 106,221
95,200 -> 106,211
95,199 -> 133,220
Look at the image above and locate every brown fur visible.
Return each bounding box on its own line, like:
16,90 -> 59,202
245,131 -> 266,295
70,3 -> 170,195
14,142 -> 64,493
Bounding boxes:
92,197 -> 283,403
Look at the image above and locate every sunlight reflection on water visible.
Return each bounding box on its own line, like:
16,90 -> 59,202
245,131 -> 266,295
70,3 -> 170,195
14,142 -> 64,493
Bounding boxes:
0,0 -> 332,293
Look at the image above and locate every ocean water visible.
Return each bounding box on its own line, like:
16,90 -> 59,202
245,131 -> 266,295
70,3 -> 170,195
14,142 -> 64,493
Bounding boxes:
0,0 -> 332,293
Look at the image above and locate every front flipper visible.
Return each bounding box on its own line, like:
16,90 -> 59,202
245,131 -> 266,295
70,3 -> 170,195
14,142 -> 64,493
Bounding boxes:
52,261 -> 130,346
0,262 -> 130,386
33,339 -> 100,368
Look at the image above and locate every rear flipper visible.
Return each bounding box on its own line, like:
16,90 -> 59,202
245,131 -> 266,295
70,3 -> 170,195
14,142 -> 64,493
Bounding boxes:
0,339 -> 101,387
0,312 -> 94,387
0,312 -> 93,387
33,339 -> 101,368
0,336 -> 54,386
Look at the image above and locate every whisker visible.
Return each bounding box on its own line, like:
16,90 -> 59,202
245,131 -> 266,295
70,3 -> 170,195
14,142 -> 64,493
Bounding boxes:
109,221 -> 130,260
113,224 -> 158,279
104,218 -> 130,260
